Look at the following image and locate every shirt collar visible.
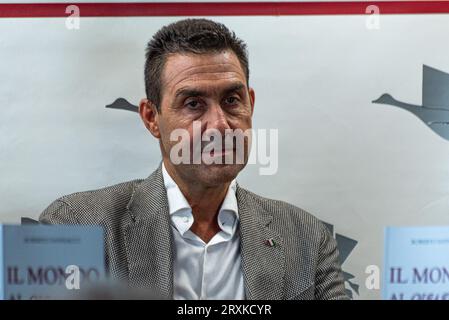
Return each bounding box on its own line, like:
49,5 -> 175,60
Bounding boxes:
162,164 -> 191,214
161,163 -> 239,237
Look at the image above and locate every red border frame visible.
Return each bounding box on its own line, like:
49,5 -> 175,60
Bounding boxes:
1,2 -> 449,18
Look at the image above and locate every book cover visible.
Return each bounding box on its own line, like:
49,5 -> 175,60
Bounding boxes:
0,224 -> 105,300
383,226 -> 449,300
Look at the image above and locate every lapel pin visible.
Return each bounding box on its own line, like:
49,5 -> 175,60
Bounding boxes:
264,238 -> 276,247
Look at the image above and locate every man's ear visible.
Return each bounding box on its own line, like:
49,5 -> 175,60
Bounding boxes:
249,87 -> 255,116
139,98 -> 161,139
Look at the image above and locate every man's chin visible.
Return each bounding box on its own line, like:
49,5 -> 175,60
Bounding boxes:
194,163 -> 245,186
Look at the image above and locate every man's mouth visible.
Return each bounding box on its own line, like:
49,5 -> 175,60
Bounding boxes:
204,148 -> 235,157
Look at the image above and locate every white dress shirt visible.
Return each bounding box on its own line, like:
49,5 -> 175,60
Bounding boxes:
162,164 -> 245,300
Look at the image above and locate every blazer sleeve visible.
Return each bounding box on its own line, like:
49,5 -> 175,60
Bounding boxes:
39,199 -> 79,225
314,224 -> 349,300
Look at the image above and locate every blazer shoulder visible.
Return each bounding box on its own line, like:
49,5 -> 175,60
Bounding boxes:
239,187 -> 326,232
39,179 -> 144,225
238,187 -> 347,300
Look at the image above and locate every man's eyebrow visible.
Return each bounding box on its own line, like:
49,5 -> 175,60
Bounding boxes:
174,83 -> 246,100
222,83 -> 246,96
174,88 -> 206,99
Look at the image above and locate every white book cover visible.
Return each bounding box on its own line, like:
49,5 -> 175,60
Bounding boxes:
0,224 -> 105,300
384,226 -> 449,300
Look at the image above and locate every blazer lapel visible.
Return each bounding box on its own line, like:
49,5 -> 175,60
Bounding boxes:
237,186 -> 286,300
124,165 -> 174,299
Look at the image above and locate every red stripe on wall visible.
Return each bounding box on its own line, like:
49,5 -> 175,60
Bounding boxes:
1,2 -> 449,18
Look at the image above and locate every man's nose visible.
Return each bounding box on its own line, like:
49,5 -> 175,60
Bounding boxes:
203,103 -> 231,134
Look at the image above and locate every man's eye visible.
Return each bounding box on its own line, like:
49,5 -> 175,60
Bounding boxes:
224,96 -> 239,106
185,99 -> 202,110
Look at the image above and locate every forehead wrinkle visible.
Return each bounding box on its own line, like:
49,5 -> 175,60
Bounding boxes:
169,61 -> 242,75
163,59 -> 245,88
165,66 -> 244,87
164,50 -> 243,71
174,79 -> 246,99
168,71 -> 245,94
175,80 -> 246,99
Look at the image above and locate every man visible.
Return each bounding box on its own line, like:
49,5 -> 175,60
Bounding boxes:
40,19 -> 347,300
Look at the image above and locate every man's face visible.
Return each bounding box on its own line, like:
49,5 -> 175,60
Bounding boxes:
153,50 -> 255,187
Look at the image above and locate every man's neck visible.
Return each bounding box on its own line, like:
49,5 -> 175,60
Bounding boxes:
163,160 -> 231,243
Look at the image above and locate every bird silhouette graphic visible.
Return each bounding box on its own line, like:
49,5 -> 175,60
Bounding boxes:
373,65 -> 449,141
106,98 -> 139,113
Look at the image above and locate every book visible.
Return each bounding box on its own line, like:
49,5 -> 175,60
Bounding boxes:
383,226 -> 449,300
0,224 -> 105,300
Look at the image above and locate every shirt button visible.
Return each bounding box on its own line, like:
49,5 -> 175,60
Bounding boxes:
183,217 -> 189,223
